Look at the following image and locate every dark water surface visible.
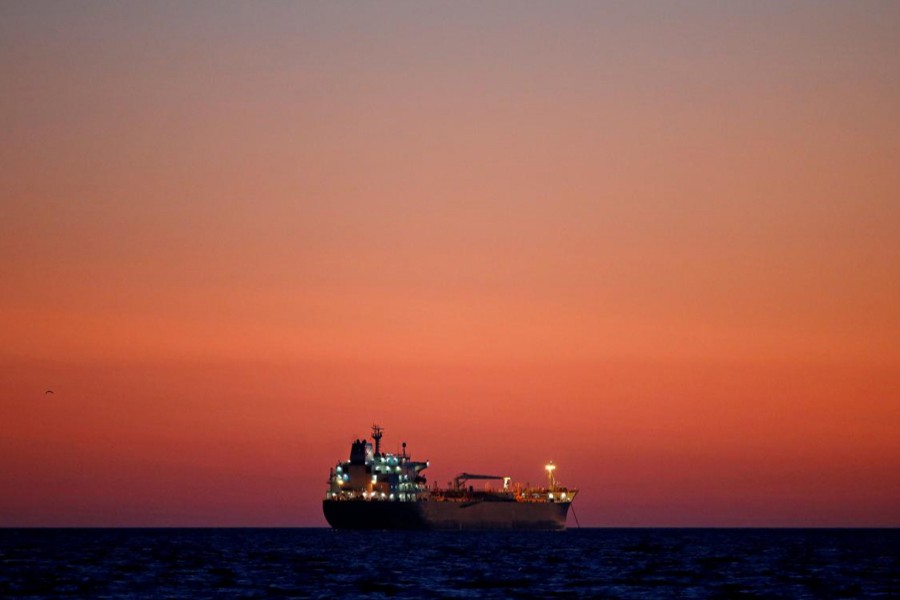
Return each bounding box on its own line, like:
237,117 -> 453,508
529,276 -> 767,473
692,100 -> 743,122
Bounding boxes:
0,528 -> 896,598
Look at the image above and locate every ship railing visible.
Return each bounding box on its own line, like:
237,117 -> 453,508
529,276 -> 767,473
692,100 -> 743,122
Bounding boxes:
425,487 -> 577,503
511,487 -> 578,502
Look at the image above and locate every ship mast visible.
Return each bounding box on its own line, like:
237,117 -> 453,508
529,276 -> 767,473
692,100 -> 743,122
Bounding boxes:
371,424 -> 383,457
545,462 -> 556,490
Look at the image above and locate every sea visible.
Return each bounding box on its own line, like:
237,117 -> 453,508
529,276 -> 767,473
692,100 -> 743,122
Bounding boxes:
0,528 -> 896,598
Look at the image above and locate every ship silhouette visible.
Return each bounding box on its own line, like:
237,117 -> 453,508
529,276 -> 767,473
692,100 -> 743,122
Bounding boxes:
323,425 -> 578,530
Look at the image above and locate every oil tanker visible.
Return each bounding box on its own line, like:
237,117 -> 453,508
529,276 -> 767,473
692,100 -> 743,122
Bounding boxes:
323,425 -> 577,530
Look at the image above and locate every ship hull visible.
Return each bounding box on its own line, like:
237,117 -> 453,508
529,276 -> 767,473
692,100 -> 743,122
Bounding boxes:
323,500 -> 571,530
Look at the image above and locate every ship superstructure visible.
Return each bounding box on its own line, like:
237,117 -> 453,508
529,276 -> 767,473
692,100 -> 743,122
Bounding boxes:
326,425 -> 430,503
323,425 -> 578,530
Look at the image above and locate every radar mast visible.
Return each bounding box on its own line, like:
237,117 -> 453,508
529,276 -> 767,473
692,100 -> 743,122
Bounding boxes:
372,424 -> 384,456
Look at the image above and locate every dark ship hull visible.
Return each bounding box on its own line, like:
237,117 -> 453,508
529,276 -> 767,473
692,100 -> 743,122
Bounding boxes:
323,499 -> 571,530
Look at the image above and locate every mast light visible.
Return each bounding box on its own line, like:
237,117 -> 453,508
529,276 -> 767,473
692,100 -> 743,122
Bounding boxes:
545,462 -> 557,490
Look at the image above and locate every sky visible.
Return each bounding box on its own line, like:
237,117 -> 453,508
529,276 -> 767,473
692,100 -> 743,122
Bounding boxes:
1,1 -> 898,527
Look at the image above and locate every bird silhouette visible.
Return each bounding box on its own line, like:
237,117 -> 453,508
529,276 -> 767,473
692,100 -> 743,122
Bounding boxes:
44,390 -> 54,395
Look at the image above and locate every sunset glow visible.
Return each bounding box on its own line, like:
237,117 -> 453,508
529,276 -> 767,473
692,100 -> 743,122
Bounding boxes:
1,2 -> 898,526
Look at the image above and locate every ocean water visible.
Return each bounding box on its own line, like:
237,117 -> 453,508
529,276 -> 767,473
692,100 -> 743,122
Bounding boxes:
0,528 -> 896,598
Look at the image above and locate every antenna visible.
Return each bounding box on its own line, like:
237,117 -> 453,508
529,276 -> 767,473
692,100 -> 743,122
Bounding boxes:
371,424 -> 383,456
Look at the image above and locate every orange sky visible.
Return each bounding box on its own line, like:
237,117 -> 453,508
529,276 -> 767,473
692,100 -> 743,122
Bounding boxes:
1,2 -> 898,526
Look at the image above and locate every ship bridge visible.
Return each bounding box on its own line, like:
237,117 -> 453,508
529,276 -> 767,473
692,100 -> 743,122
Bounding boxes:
326,425 -> 429,502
